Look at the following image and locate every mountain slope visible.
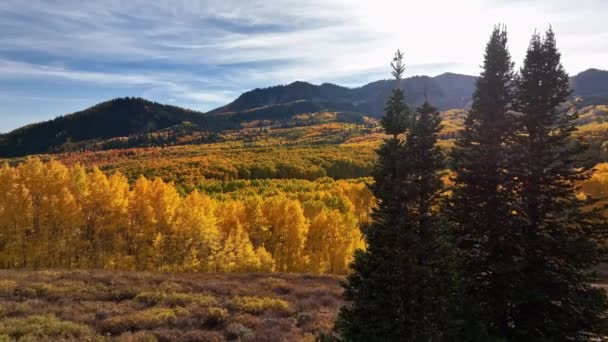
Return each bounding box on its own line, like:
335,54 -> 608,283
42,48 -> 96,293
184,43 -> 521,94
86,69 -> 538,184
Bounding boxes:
210,73 -> 477,117
0,98 -> 204,157
571,69 -> 608,106
209,69 -> 608,122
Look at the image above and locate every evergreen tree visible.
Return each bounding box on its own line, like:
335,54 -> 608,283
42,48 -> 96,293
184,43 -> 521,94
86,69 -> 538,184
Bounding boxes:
509,28 -> 608,340
447,25 -> 519,338
336,52 -> 459,341
380,50 -> 410,138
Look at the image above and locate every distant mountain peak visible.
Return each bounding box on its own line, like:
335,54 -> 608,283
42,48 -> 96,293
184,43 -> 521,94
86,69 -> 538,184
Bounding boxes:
210,73 -> 478,117
571,68 -> 608,106
577,68 -> 607,75
0,97 -> 204,157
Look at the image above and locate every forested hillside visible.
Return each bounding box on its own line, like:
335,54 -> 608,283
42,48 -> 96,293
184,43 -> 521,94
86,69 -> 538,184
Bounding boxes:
571,68 -> 608,106
0,98 -> 206,157
1,68 -> 607,158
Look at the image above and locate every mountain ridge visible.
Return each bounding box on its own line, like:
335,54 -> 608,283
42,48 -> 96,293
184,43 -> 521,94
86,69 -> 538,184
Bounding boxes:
2,68 -> 608,157
0,98 -> 206,157
209,72 -> 477,116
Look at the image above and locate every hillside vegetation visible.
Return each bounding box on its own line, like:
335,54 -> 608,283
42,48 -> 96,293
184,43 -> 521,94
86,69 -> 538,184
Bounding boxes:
0,98 -> 206,157
0,158 -> 373,274
0,270 -> 343,341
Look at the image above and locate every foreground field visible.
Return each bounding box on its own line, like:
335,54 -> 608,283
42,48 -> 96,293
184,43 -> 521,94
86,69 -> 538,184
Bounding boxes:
0,270 -> 344,341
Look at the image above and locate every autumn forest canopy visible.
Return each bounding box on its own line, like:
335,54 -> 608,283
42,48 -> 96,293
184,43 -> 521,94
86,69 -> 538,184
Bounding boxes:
0,158 -> 373,274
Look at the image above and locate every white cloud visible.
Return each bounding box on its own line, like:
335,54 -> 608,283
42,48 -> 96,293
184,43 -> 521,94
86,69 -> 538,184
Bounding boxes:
2,0 -> 606,77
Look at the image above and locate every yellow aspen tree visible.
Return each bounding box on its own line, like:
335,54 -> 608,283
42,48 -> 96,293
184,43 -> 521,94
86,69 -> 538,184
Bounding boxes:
327,212 -> 358,274
66,164 -> 88,265
305,209 -> 360,274
0,164 -> 32,267
215,201 -> 244,238
0,164 -> 13,267
81,168 -> 110,268
41,160 -> 80,268
302,200 -> 326,222
305,210 -> 330,273
16,157 -> 46,267
147,178 -> 180,269
172,191 -> 220,271
80,168 -> 130,268
104,172 -> 131,269
255,246 -> 275,272
0,164 -> 9,266
240,196 -> 269,248
341,182 -> 375,225
262,195 -> 308,272
54,187 -> 81,268
580,163 -> 608,198
128,176 -> 157,270
215,221 -> 261,272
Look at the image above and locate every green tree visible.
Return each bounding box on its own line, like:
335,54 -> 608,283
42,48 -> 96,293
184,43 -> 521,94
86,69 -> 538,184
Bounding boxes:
447,25 -> 519,339
336,52 -> 459,341
380,50 -> 411,138
509,28 -> 608,340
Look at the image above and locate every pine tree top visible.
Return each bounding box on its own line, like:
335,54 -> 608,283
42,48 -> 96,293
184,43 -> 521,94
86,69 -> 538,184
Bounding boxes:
380,50 -> 411,137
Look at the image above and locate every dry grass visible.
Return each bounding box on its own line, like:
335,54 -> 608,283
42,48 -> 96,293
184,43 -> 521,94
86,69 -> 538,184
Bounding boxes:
0,270 -> 344,341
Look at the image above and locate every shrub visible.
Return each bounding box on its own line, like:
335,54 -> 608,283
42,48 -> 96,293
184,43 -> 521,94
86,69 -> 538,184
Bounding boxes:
100,308 -> 178,334
203,307 -> 229,327
134,291 -> 165,306
164,293 -> 216,307
116,331 -> 158,342
231,296 -> 290,315
0,315 -> 96,340
14,285 -> 38,299
0,280 -> 16,297
102,288 -> 138,302
182,330 -> 224,342
296,312 -> 314,327
225,323 -> 255,341
20,283 -> 79,301
135,291 -> 216,307
148,328 -> 181,342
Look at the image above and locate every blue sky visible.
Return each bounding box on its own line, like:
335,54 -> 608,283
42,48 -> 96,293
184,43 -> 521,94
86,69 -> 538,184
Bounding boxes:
1,0 -> 607,133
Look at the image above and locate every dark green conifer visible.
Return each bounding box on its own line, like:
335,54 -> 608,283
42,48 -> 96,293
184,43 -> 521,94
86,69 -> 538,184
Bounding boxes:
336,51 -> 459,341
381,50 -> 410,138
510,28 -> 608,340
447,25 -> 520,339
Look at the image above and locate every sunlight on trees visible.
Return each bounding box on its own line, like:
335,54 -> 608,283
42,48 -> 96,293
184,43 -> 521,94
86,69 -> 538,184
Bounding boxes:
0,158 -> 371,274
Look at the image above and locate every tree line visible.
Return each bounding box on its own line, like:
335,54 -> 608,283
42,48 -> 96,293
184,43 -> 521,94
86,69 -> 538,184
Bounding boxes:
0,158 -> 373,274
337,26 -> 608,341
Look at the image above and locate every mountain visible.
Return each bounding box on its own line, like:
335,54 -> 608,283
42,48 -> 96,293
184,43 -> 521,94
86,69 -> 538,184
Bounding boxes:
210,73 -> 477,117
3,69 -> 608,158
571,69 -> 608,106
0,98 -> 204,157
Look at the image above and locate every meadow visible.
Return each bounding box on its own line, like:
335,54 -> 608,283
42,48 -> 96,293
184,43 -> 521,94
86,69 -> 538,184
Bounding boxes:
0,270 -> 343,341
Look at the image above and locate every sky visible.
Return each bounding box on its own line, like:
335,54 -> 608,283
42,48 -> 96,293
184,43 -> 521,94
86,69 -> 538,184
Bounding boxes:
1,0 -> 607,133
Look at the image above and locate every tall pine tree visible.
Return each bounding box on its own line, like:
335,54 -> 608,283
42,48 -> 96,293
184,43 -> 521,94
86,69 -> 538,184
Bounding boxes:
510,28 -> 608,340
381,50 -> 410,138
336,52 -> 459,341
447,25 -> 520,339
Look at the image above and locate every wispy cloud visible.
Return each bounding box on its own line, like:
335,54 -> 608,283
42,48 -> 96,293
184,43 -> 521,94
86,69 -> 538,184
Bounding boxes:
0,0 -> 607,131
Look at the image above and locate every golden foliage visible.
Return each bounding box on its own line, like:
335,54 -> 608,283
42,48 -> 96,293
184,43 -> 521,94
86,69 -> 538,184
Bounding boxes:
0,158 -> 372,274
